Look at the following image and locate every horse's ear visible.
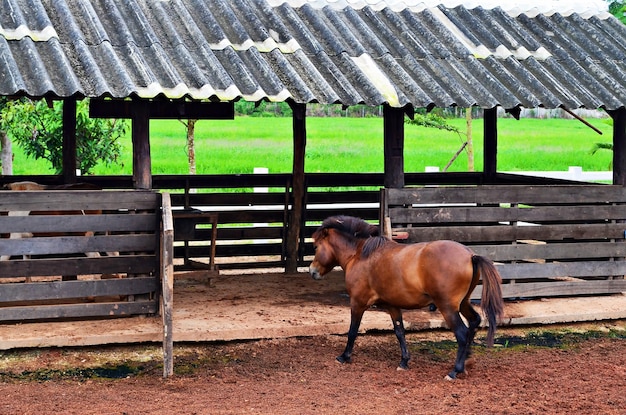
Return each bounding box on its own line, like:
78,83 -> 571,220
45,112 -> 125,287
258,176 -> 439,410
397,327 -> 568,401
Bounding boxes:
370,225 -> 380,237
313,227 -> 328,241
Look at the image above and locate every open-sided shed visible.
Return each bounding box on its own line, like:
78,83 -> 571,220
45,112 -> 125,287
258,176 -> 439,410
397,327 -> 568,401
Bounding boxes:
2,1 -> 626,272
2,0 -> 626,377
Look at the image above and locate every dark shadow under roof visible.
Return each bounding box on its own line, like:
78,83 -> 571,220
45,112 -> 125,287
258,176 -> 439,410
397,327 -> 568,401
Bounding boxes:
1,0 -> 625,110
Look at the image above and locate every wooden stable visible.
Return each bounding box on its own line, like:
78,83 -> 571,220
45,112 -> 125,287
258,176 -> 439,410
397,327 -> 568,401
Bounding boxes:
382,185 -> 626,300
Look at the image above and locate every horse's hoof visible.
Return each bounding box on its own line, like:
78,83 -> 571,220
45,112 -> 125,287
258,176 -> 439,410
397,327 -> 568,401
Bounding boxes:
336,355 -> 350,364
444,370 -> 458,381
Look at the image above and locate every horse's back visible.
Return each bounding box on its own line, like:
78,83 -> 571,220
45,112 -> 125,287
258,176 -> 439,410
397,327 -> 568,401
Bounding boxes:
354,239 -> 474,309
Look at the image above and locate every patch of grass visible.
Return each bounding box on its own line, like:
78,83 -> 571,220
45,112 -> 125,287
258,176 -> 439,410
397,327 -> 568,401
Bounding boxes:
494,328 -> 626,350
0,363 -> 144,382
407,326 -> 626,361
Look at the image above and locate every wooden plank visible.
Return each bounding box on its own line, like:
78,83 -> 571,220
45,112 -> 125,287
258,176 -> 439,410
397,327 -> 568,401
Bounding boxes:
89,99 -> 234,120
389,205 -> 626,224
386,185 -> 626,206
0,301 -> 158,322
0,277 -> 158,302
0,255 -> 157,278
0,234 -> 157,257
0,213 -> 157,234
399,223 -> 626,243
471,279 -> 626,300
0,190 -> 159,211
472,242 -> 626,262
494,261 -> 626,280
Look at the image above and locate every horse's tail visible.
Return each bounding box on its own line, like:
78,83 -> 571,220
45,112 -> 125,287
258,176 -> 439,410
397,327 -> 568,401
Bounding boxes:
472,255 -> 504,347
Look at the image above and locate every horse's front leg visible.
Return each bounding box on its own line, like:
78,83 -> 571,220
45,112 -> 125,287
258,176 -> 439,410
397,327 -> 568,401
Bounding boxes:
388,307 -> 410,370
337,306 -> 366,364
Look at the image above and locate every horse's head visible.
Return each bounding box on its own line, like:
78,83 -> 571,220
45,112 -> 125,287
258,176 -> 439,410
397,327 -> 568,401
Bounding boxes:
309,227 -> 338,280
309,216 -> 379,280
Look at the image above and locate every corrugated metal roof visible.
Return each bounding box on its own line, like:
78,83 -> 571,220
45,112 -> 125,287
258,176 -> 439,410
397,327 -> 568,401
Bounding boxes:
1,0 -> 625,110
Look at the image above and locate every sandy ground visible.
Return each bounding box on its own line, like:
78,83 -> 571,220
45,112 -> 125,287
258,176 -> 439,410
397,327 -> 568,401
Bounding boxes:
1,271 -> 626,414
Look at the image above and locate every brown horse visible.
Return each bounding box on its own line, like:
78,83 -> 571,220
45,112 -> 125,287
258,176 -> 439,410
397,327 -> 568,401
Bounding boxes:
309,215 -> 504,380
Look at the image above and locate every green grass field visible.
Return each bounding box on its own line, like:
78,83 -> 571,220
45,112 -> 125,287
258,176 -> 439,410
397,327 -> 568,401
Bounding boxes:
9,116 -> 614,176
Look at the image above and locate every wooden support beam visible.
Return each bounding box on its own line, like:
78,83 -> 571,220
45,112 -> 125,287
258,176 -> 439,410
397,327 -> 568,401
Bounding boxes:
383,105 -> 405,189
62,97 -> 78,183
483,107 -> 498,181
285,102 -> 306,273
90,99 -> 234,120
132,101 -> 152,190
160,192 -> 174,378
609,108 -> 626,186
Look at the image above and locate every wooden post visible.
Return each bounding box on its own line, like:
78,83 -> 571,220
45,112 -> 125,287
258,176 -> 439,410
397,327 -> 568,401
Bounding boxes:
383,105 -> 405,188
62,97 -> 78,184
609,108 -> 626,186
483,107 -> 498,181
285,102 -> 306,273
132,101 -> 152,190
161,192 -> 174,378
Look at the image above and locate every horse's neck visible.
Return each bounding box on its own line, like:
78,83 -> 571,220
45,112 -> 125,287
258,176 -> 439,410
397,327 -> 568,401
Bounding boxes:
333,238 -> 360,270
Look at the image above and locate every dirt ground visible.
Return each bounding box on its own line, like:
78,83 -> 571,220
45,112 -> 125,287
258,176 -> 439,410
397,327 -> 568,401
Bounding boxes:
1,320 -> 625,415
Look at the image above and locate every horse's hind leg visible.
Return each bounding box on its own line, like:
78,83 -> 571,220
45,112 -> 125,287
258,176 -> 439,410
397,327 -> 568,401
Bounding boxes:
388,307 -> 410,370
460,300 -> 481,368
441,310 -> 470,380
337,306 -> 366,364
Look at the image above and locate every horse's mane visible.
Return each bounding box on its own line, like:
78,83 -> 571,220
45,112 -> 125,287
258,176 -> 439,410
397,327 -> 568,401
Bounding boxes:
316,216 -> 390,258
361,236 -> 389,258
318,215 -> 379,238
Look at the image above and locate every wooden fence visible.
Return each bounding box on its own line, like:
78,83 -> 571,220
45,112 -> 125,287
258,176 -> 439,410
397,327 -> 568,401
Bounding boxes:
0,190 -> 165,321
381,185 -> 626,300
0,172 -> 586,271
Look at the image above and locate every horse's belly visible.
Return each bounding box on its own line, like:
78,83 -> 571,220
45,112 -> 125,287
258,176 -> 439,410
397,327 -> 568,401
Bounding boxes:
377,293 -> 432,310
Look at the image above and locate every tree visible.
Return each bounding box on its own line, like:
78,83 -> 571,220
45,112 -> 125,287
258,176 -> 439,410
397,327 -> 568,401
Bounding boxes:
0,97 -> 12,174
406,110 -> 469,171
0,99 -> 126,175
179,119 -> 197,175
607,1 -> 626,24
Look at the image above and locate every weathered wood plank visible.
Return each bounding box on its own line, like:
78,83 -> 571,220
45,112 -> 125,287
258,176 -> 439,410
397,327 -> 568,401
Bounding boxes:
495,261 -> 626,280
399,223 -> 626,243
0,234 -> 157,257
0,255 -> 157,278
0,301 -> 158,322
0,214 -> 157,234
471,242 -> 626,262
386,185 -> 626,206
389,205 -> 626,224
0,277 -> 158,302
0,190 -> 160,211
471,279 -> 626,300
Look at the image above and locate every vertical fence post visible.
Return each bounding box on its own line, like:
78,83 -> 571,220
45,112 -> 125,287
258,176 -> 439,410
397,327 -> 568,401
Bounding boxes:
161,193 -> 174,378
